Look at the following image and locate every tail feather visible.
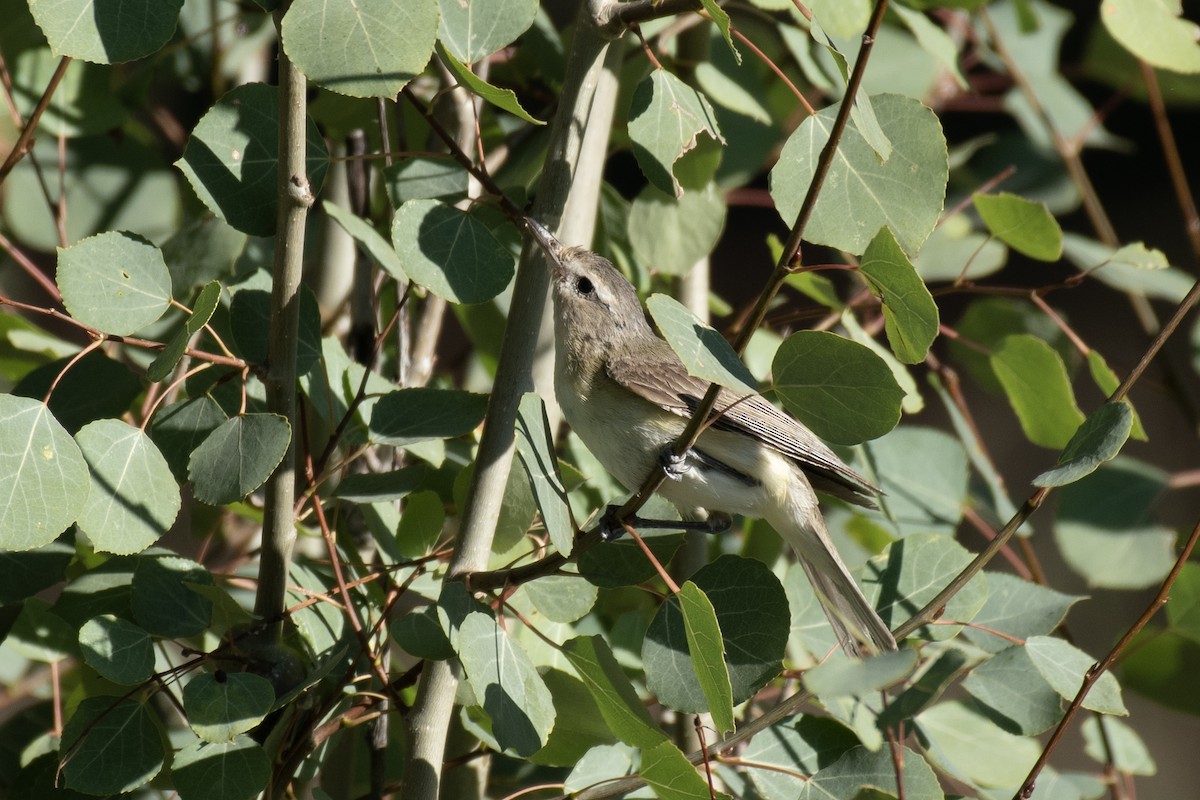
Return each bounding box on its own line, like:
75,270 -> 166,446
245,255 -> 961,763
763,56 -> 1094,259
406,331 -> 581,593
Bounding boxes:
772,492 -> 897,657
796,555 -> 896,657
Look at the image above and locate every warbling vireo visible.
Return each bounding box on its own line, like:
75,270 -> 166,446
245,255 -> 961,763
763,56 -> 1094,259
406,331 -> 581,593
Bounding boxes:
526,218 -> 897,656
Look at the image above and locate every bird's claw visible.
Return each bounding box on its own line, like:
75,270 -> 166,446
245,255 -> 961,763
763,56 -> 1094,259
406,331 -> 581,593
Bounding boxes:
599,505 -> 627,542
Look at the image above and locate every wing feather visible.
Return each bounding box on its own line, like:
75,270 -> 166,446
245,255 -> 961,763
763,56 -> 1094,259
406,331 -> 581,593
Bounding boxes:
607,343 -> 879,507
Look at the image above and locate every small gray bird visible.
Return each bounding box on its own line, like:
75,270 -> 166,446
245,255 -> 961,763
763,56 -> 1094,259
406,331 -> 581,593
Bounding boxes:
527,218 -> 897,656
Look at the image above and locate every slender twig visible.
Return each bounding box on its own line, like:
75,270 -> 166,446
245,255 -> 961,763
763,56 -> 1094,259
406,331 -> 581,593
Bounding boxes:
0,293 -> 248,370
0,55 -> 70,183
1140,61 -> 1200,268
0,230 -> 61,301
1015,517 -> 1200,799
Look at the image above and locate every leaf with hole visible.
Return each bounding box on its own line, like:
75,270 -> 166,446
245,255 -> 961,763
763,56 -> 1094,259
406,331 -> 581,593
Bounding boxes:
57,231 -> 172,336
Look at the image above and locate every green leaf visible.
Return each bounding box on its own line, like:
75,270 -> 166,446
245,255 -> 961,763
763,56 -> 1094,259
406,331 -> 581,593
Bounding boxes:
132,554 -> 213,638
0,395 -> 89,551
188,414 -> 292,505
78,614 -> 154,685
800,745 -> 942,799
323,201 -> 407,282
74,420 -> 180,555
878,649 -> 971,729
806,18 -> 892,162
640,740 -> 721,800
439,0 -> 538,62
1085,350 -> 1145,440
384,157 -> 469,205
562,635 -> 665,749
677,581 -> 734,733
530,669 -> 618,767
515,393 -> 573,555
770,94 -> 947,256
1034,401 -> 1133,487
962,646 -> 1066,735
1167,563 -> 1200,643
839,312 -> 924,414
916,701 -> 1040,789
52,557 -> 136,628
14,352 -> 142,435
148,281 -> 222,382
1082,716 -> 1156,775
368,388 -> 487,446
647,294 -> 756,394
10,49 -> 127,137
61,697 -> 164,794
698,0 -> 740,63
694,62 -> 768,124
577,518 -> 684,588
438,45 -> 546,125
396,489 -> 444,557
1026,636 -> 1127,715
1101,0 -> 1200,74
913,212 -> 1008,282
0,540 -> 73,604
1119,628 -> 1200,715
807,0 -> 871,38
524,575 -> 598,624
973,192 -> 1063,261
391,199 -> 515,304
628,183 -> 726,276
1062,234 -> 1192,302
332,465 -> 428,502
176,82 -> 330,237
743,716 -> 858,799
991,334 -> 1086,449
772,330 -> 904,445
457,611 -> 555,756
150,395 -> 228,482
57,231 -> 172,336
8,597 -> 75,662
805,649 -> 919,699
172,737 -> 270,800
162,215 -> 248,292
891,4 -> 968,88
184,671 -> 276,743
869,533 -> 988,641
563,743 -> 638,795
1055,457 -> 1175,589
628,70 -> 725,198
858,227 -> 939,364
644,556 -> 789,712
29,0 -> 182,63
282,0 -> 438,97
963,572 -> 1081,654
229,286 -> 323,375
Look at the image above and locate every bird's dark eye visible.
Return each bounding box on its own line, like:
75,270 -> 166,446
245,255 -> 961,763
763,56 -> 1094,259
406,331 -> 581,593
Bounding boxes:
575,276 -> 594,296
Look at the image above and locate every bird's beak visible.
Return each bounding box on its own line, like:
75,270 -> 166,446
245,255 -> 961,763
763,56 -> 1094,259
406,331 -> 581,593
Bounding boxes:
525,217 -> 565,269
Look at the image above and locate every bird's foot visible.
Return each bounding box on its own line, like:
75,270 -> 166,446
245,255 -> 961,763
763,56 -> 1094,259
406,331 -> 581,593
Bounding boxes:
599,505 -> 628,542
659,447 -> 690,481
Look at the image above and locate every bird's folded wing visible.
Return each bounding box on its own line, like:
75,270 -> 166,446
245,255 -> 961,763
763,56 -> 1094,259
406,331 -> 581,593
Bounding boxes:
606,346 -> 878,506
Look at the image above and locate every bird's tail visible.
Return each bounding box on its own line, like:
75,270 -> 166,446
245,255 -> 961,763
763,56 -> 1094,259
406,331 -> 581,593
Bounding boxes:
772,496 -> 897,657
